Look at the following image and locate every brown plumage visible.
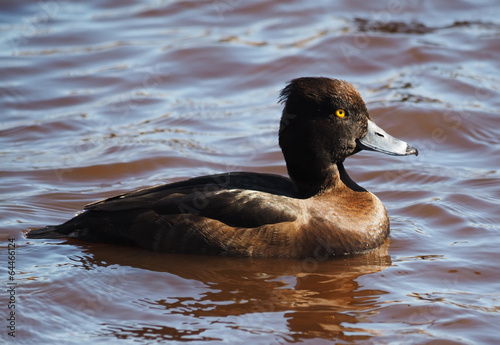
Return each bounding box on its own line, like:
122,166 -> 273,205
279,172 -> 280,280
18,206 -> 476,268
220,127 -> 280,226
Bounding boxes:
27,77 -> 417,258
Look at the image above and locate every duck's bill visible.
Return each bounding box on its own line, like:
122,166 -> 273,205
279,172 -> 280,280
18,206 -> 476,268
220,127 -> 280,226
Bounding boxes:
356,120 -> 418,156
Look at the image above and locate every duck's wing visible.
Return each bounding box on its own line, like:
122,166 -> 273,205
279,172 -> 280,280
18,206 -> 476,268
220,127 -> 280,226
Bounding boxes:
27,172 -> 305,256
85,172 -> 300,228
85,172 -> 295,210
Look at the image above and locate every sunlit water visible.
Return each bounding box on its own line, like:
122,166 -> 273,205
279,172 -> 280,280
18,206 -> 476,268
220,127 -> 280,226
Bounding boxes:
1,0 -> 500,344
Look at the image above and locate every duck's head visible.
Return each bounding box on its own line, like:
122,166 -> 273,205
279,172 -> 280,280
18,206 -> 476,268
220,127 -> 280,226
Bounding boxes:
278,77 -> 417,197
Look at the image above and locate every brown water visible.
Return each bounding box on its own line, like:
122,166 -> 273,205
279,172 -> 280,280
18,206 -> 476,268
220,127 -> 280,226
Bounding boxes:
1,0 -> 500,344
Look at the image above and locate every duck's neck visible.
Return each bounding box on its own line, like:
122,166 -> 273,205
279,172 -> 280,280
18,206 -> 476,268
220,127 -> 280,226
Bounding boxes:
286,156 -> 365,198
292,163 -> 338,198
283,146 -> 339,197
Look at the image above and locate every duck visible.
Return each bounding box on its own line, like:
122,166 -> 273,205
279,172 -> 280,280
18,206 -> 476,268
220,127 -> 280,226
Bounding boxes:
27,77 -> 418,258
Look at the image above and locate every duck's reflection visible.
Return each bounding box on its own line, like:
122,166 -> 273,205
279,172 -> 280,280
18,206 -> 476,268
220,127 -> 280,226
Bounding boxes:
68,238 -> 391,343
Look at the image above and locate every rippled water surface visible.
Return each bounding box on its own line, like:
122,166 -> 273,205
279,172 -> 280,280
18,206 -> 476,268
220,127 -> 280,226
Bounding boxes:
2,0 -> 500,344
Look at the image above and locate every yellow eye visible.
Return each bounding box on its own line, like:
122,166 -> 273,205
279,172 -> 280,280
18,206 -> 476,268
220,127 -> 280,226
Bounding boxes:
335,109 -> 345,118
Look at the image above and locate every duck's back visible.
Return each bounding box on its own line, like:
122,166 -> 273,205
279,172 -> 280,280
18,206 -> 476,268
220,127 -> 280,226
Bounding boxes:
27,172 -> 311,256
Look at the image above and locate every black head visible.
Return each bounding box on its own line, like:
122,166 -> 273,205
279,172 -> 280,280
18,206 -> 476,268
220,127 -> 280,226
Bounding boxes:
278,77 -> 417,197
279,77 -> 369,162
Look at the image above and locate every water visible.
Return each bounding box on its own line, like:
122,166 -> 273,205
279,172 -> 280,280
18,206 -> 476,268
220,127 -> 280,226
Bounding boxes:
1,0 -> 500,343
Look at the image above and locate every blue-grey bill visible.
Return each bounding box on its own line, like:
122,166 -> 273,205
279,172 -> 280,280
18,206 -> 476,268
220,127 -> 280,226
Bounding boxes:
356,120 -> 418,156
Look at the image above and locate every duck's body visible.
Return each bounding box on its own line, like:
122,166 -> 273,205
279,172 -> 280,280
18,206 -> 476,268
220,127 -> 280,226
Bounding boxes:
27,77 -> 417,258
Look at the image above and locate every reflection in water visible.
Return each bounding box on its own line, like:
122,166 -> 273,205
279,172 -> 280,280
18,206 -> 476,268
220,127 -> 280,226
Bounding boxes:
68,239 -> 391,342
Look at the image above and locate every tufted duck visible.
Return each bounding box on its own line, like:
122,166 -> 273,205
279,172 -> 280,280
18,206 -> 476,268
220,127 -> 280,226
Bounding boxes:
27,77 -> 418,258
